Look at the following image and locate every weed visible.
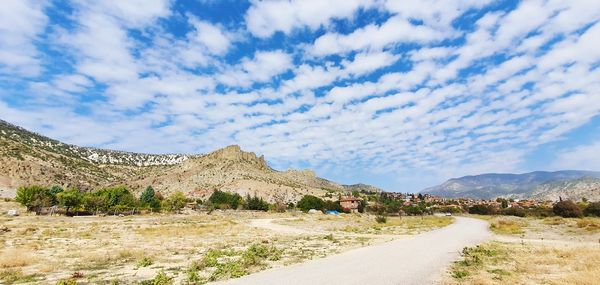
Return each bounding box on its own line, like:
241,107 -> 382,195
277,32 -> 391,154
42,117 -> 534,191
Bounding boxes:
136,256 -> 153,268
0,269 -> 39,284
140,270 -> 172,285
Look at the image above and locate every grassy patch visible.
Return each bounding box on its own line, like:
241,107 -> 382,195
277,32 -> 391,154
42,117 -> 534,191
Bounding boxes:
0,269 -> 40,284
575,218 -> 600,231
446,241 -> 600,285
489,219 -> 527,235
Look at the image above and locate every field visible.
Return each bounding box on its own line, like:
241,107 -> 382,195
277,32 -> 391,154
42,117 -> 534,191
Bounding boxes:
445,215 -> 600,285
0,201 -> 452,284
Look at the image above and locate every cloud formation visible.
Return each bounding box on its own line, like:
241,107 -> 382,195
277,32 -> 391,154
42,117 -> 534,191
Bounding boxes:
1,0 -> 599,191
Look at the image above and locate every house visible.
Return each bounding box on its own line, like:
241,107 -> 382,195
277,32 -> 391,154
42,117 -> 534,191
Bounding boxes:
340,196 -> 361,212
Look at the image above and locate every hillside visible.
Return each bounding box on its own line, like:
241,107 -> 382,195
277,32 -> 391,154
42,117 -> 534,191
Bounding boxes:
421,171 -> 600,200
0,119 -> 363,202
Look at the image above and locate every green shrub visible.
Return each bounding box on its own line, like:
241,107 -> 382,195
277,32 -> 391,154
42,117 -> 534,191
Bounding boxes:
553,200 -> 583,218
15,186 -> 55,213
375,215 -> 387,223
140,270 -> 172,285
163,191 -> 187,213
500,207 -> 526,217
140,186 -> 161,211
584,202 -> 600,217
296,195 -> 324,212
136,256 -> 153,268
245,195 -> 269,211
468,204 -> 498,215
57,189 -> 83,215
209,190 -> 242,209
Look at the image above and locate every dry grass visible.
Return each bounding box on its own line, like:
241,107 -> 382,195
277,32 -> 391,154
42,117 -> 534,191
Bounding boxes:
445,241 -> 600,285
0,249 -> 34,268
489,219 -> 527,235
576,218 -> 600,231
0,203 -> 453,284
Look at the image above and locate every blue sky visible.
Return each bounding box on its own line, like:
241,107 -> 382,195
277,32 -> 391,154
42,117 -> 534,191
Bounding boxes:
1,0 -> 600,192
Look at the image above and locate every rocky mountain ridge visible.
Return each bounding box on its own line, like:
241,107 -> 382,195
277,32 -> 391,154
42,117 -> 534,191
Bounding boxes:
422,171 -> 600,201
0,119 -> 384,202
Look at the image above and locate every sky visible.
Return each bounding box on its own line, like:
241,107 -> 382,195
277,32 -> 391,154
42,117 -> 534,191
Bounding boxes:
1,0 -> 600,192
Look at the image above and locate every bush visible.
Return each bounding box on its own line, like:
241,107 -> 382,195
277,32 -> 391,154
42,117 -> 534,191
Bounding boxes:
245,195 -> 269,211
468,204 -> 498,215
140,186 -> 161,211
92,187 -> 137,212
57,189 -> 83,215
15,186 -> 55,213
209,190 -> 242,209
163,191 -> 187,213
500,207 -> 526,217
296,195 -> 324,212
584,202 -> 600,217
553,200 -> 583,218
323,200 -> 343,212
375,215 -> 387,223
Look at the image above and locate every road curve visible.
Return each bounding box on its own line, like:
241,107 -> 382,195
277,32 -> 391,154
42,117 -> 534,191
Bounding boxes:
213,217 -> 491,285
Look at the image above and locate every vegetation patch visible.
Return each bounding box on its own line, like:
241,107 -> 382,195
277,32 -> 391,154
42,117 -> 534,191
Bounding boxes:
489,219 -> 527,235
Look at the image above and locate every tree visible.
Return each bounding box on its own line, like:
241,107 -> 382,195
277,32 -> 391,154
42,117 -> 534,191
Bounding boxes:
245,194 -> 269,211
583,202 -> 600,217
553,200 -> 583,218
496,198 -> 509,209
15,186 -> 55,213
83,194 -> 107,215
296,195 -> 324,212
468,204 -> 497,215
140,186 -> 161,210
94,186 -> 137,213
209,190 -> 242,209
164,191 -> 187,213
57,189 -> 83,215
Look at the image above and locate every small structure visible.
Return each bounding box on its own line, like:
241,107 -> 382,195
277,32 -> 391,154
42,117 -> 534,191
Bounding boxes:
6,209 -> 18,216
340,196 -> 361,213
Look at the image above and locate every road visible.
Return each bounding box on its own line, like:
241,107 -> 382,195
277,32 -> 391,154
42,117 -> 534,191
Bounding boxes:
213,217 -> 490,285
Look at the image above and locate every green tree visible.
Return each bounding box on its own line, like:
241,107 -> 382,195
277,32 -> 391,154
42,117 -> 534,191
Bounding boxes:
245,194 -> 269,211
553,200 -> 583,218
94,186 -> 137,213
296,195 -> 324,212
15,186 -> 55,213
164,191 -> 187,213
57,189 -> 83,215
82,193 -> 107,214
209,190 -> 242,209
140,186 -> 161,210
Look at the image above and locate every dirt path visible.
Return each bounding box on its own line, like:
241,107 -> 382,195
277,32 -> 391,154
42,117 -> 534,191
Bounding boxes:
249,218 -> 323,235
213,217 -> 490,285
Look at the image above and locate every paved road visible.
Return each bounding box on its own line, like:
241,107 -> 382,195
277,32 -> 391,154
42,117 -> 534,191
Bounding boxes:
213,217 -> 490,285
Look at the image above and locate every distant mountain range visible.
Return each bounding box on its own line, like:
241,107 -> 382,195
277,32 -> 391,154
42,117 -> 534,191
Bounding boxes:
421,171 -> 600,201
0,119 -> 382,201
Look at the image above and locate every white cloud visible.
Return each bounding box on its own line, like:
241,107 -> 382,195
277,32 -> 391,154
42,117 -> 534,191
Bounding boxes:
188,17 -> 232,55
341,51 -> 400,77
0,0 -> 48,77
310,16 -> 447,56
245,0 -> 376,38
218,50 -> 292,87
552,142 -> 600,171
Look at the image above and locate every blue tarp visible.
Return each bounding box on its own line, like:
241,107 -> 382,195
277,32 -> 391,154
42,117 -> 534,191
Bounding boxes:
325,210 -> 339,215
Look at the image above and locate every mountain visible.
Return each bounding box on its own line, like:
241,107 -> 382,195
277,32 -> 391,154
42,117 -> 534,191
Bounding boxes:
520,177 -> 600,201
342,183 -> 384,194
421,171 -> 600,200
0,119 -> 371,203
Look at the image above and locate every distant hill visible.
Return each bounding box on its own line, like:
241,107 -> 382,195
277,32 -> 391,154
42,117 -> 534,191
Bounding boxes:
421,171 -> 600,201
0,119 -> 377,202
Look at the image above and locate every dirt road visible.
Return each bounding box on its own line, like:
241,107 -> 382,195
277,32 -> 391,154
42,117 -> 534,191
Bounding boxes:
213,217 -> 490,285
